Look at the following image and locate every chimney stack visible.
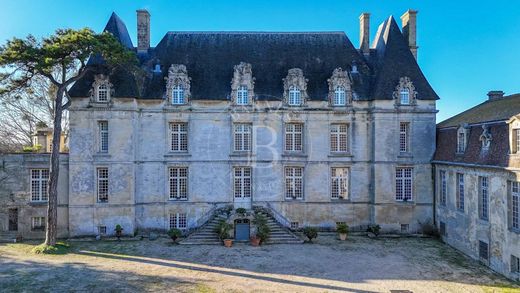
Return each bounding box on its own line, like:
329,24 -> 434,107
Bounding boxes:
137,9 -> 150,53
401,10 -> 418,60
359,13 -> 370,56
487,90 -> 505,101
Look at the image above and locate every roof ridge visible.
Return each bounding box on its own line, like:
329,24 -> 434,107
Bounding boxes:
165,31 -> 346,34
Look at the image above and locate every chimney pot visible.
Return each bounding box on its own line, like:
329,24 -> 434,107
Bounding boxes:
401,9 -> 418,60
137,9 -> 150,53
487,90 -> 505,101
359,13 -> 370,56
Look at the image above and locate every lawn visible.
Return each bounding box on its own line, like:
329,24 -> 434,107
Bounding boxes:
0,235 -> 518,292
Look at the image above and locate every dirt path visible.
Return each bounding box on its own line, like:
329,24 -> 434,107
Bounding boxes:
0,236 -> 518,292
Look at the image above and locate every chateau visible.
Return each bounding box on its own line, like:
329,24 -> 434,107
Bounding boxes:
0,8 -> 518,279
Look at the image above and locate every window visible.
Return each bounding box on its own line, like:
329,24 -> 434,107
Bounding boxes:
169,167 -> 188,200
233,123 -> 252,152
97,168 -> 109,202
514,129 -> 520,154
172,85 -> 185,105
97,84 -> 109,102
285,167 -> 303,199
479,176 -> 489,221
98,226 -> 107,235
169,122 -> 188,152
333,86 -> 346,106
400,224 -> 409,233
236,86 -> 249,105
330,124 -> 348,153
512,182 -> 519,231
170,213 -> 187,230
479,240 -> 489,262
288,86 -> 302,106
399,122 -> 410,153
457,128 -> 467,153
31,169 -> 49,202
98,121 -> 108,153
31,217 -> 45,231
395,167 -> 413,201
234,167 -> 251,198
400,89 -> 410,105
456,173 -> 465,212
439,170 -> 447,206
285,123 -> 303,152
331,167 -> 349,199
511,255 -> 520,274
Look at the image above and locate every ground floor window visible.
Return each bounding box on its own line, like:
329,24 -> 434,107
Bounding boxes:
331,167 -> 349,200
98,226 -> 107,235
479,240 -> 489,262
395,167 -> 413,201
512,182 -> 519,231
439,170 -> 447,206
31,169 -> 49,202
97,168 -> 109,202
31,217 -> 45,231
456,173 -> 465,212
479,176 -> 489,221
169,167 -> 188,200
285,167 -> 303,199
512,255 -> 520,274
170,213 -> 187,230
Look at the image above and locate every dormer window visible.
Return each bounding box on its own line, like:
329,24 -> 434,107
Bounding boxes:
288,86 -> 302,106
91,74 -> 113,104
172,85 -> 185,105
97,84 -> 108,102
393,77 -> 417,106
236,86 -> 249,105
334,87 -> 346,106
328,68 -> 352,107
457,125 -> 469,154
165,64 -> 191,105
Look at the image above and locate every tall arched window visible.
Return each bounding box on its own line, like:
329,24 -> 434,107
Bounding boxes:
400,88 -> 410,105
288,86 -> 302,106
334,86 -> 346,106
172,85 -> 185,105
97,84 -> 109,102
237,85 -> 249,105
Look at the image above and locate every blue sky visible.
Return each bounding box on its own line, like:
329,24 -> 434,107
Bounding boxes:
1,0 -> 519,122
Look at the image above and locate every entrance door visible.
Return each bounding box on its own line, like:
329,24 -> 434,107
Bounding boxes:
233,167 -> 252,209
8,208 -> 18,231
235,219 -> 250,241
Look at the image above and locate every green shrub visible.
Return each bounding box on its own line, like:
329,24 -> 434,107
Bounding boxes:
256,224 -> 270,243
235,208 -> 247,215
367,224 -> 381,236
167,228 -> 182,242
115,224 -> 123,232
252,213 -> 267,226
214,220 -> 233,240
336,223 -> 349,234
31,242 -> 70,255
303,227 -> 318,242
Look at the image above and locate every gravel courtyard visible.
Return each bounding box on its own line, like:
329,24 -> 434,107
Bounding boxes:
0,235 -> 518,293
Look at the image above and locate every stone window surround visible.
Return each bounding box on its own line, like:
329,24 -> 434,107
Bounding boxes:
330,166 -> 350,200
30,169 -> 49,202
168,166 -> 188,201
165,64 -> 191,106
164,118 -> 191,157
168,121 -> 189,153
284,122 -> 304,153
456,125 -> 469,154
393,76 -> 417,106
233,123 -> 253,153
283,68 -> 308,107
284,165 -> 305,200
395,166 -> 414,202
399,121 -> 411,154
90,74 -> 113,105
456,172 -> 465,212
478,176 -> 489,221
229,117 -> 255,157
169,213 -> 187,230
510,181 -> 519,233
98,120 -> 109,153
327,67 -> 353,107
230,62 -> 255,106
96,167 -> 109,203
329,123 -> 350,154
233,166 -> 252,200
165,164 -> 190,202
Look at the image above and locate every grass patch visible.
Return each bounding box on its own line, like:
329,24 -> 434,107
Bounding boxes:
482,284 -> 520,293
31,241 -> 70,255
190,284 -> 217,293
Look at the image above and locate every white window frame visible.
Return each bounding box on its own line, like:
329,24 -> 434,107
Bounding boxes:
172,85 -> 185,105
400,88 -> 410,105
333,86 -> 346,106
31,217 -> 45,231
479,176 -> 489,221
285,166 -> 303,200
399,122 -> 410,153
514,129 -> 520,154
169,167 -> 188,201
30,169 -> 49,202
233,123 -> 252,152
169,213 -> 187,230
288,86 -> 302,106
330,124 -> 348,153
98,121 -> 108,153
236,85 -> 249,105
285,123 -> 303,152
512,182 -> 519,231
395,167 -> 413,201
96,83 -> 109,102
97,168 -> 109,202
233,166 -> 252,199
169,122 -> 188,152
440,170 -> 447,206
456,173 -> 465,212
331,167 -> 349,200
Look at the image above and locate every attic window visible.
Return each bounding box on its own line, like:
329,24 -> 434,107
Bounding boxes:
97,84 -> 108,102
283,68 -> 307,106
328,68 -> 352,106
400,89 -> 410,105
393,77 -> 417,106
334,87 -> 346,106
288,86 -> 302,106
165,64 -> 191,105
172,85 -> 185,105
231,62 -> 255,105
457,126 -> 468,154
237,86 -> 249,105
91,74 -> 112,103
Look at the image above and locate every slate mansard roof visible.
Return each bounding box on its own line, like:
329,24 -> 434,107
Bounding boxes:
69,12 -> 439,101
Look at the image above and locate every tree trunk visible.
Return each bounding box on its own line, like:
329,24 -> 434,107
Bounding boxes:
44,88 -> 64,246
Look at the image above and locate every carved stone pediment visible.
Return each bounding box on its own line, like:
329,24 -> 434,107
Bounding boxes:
89,74 -> 113,103
283,68 -> 308,105
327,68 -> 353,105
165,64 -> 191,103
230,62 -> 255,105
393,76 -> 417,105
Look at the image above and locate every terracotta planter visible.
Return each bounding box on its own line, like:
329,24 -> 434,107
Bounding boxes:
223,239 -> 233,247
250,237 -> 261,246
339,233 -> 347,241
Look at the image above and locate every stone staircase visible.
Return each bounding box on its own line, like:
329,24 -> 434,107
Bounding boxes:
0,231 -> 18,243
179,213 -> 227,245
255,210 -> 303,244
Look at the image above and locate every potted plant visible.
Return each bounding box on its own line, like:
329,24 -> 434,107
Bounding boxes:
303,227 -> 318,243
167,228 -> 182,244
215,220 -> 233,247
256,224 -> 270,245
236,207 -> 247,216
250,235 -> 261,246
367,224 -> 381,238
115,224 -> 123,241
336,223 -> 349,241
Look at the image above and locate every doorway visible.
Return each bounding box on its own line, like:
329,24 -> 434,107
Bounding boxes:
8,208 -> 18,231
234,219 -> 250,241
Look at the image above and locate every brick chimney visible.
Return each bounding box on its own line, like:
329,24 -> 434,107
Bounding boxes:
359,13 -> 370,56
137,9 -> 150,53
487,90 -> 505,101
401,10 -> 418,60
